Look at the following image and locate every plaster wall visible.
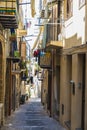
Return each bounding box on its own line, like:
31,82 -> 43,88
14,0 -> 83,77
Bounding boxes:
85,53 -> 87,130
63,0 -> 86,48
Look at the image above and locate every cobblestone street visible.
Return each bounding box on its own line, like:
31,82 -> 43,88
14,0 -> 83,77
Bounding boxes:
1,98 -> 66,130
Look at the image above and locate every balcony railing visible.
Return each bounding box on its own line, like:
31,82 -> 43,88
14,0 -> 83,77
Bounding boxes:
0,1 -> 18,28
9,35 -> 20,61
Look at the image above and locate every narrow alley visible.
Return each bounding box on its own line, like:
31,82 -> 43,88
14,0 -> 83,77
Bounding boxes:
1,98 -> 65,130
0,0 -> 87,130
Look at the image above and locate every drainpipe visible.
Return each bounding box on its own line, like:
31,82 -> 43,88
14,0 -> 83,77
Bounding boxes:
51,49 -> 54,117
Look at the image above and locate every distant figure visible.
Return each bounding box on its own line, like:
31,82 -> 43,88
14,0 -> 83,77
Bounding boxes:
30,76 -> 33,84
29,73 -> 33,84
29,73 -> 35,98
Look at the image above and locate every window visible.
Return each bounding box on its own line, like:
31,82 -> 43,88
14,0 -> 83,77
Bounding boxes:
79,0 -> 85,8
67,0 -> 73,18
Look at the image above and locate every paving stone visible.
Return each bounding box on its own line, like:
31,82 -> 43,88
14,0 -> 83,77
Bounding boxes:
1,98 -> 66,130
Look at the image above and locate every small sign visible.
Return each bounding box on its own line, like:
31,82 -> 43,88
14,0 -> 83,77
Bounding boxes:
38,52 -> 52,69
17,29 -> 27,37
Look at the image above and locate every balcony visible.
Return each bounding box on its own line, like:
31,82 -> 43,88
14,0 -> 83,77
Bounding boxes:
0,1 -> 18,29
8,37 -> 21,63
7,56 -> 21,63
0,14 -> 18,29
46,40 -> 63,49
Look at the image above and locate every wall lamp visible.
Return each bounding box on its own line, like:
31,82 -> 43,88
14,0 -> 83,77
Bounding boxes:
70,80 -> 75,95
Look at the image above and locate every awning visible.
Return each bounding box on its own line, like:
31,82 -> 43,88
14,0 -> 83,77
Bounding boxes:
31,0 -> 36,17
32,27 -> 44,50
41,24 -> 47,49
46,40 -> 63,49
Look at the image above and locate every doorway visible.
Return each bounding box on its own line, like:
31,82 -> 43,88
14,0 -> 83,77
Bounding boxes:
56,65 -> 60,118
47,71 -> 52,116
0,42 -> 3,102
80,54 -> 85,130
65,55 -> 72,128
12,75 -> 16,111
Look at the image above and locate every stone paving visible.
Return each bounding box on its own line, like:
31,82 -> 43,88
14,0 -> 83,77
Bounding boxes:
1,98 -> 66,130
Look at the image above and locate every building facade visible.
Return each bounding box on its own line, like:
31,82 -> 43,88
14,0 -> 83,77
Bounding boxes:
0,30 -> 6,125
40,0 -> 87,130
60,0 -> 87,130
0,0 -> 25,126
40,0 -> 62,118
